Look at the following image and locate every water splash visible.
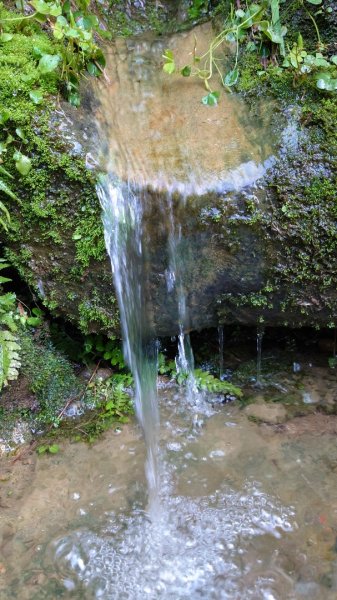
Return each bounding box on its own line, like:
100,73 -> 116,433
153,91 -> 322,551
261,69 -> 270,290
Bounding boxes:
97,177 -> 160,513
47,480 -> 294,600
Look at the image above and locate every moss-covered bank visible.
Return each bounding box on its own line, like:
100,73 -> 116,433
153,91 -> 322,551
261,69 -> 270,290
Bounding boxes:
0,3 -> 119,334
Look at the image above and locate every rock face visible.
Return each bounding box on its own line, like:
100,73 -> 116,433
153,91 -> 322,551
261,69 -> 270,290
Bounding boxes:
4,22 -> 337,336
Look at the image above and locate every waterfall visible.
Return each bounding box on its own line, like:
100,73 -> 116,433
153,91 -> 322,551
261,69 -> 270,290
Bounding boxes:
97,177 -> 160,514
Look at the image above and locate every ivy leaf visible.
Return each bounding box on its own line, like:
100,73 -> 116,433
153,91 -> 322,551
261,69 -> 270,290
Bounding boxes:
181,65 -> 191,77
30,0 -> 62,16
163,61 -> 175,74
224,68 -> 239,87
13,152 -> 32,176
38,54 -> 60,74
316,72 -> 337,91
0,33 -> 13,42
76,14 -> 99,30
162,49 -> 175,74
201,91 -> 220,106
29,89 -> 44,104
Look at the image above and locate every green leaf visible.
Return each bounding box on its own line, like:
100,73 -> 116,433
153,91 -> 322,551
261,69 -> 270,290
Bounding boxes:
68,92 -> 81,107
0,110 -> 10,125
0,33 -> 13,42
0,179 -> 18,200
93,49 -> 106,68
34,12 -> 47,23
316,73 -> 337,91
29,89 -> 44,104
15,128 -> 28,143
48,444 -> 60,454
13,152 -> 32,176
224,68 -> 239,87
30,0 -> 62,16
37,445 -> 47,455
163,62 -> 175,75
0,165 -> 13,179
76,14 -> 99,30
87,61 -> 100,77
26,317 -> 42,327
38,53 -> 60,74
202,91 -> 220,106
330,56 -> 337,66
181,65 -> 191,77
162,49 -> 174,61
305,0 -> 322,4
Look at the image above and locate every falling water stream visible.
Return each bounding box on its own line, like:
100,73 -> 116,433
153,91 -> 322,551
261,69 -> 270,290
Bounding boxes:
97,178 -> 160,513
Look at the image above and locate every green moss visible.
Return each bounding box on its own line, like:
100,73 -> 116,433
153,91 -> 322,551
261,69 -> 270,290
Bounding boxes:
19,329 -> 82,425
73,211 -> 106,268
218,92 -> 337,327
0,5 -> 118,334
78,291 -> 119,334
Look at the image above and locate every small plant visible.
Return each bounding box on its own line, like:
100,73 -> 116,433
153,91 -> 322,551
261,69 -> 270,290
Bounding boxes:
162,0 -> 336,100
328,356 -> 337,369
157,352 -> 242,398
0,0 -> 106,106
162,1 -> 288,100
0,285 -> 21,390
283,34 -> 337,91
82,334 -> 129,372
37,443 -> 60,455
188,0 -> 209,21
193,368 -> 242,396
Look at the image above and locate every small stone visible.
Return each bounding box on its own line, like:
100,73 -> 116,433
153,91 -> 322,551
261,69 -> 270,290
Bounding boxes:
244,401 -> 287,424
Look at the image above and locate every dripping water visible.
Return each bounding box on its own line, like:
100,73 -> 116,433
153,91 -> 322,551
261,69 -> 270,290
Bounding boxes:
256,326 -> 264,386
218,325 -> 224,379
165,195 -> 197,404
97,177 -> 160,514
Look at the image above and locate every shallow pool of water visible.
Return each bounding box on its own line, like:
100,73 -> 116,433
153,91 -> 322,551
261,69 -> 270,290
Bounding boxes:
1,373 -> 337,600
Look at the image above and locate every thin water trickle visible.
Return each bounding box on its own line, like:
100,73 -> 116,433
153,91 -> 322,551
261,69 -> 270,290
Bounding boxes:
218,325 -> 224,379
256,327 -> 264,385
97,177 -> 160,513
165,194 -> 198,404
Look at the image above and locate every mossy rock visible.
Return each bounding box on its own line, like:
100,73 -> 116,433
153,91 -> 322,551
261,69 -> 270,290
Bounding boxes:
1,4 -> 337,337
